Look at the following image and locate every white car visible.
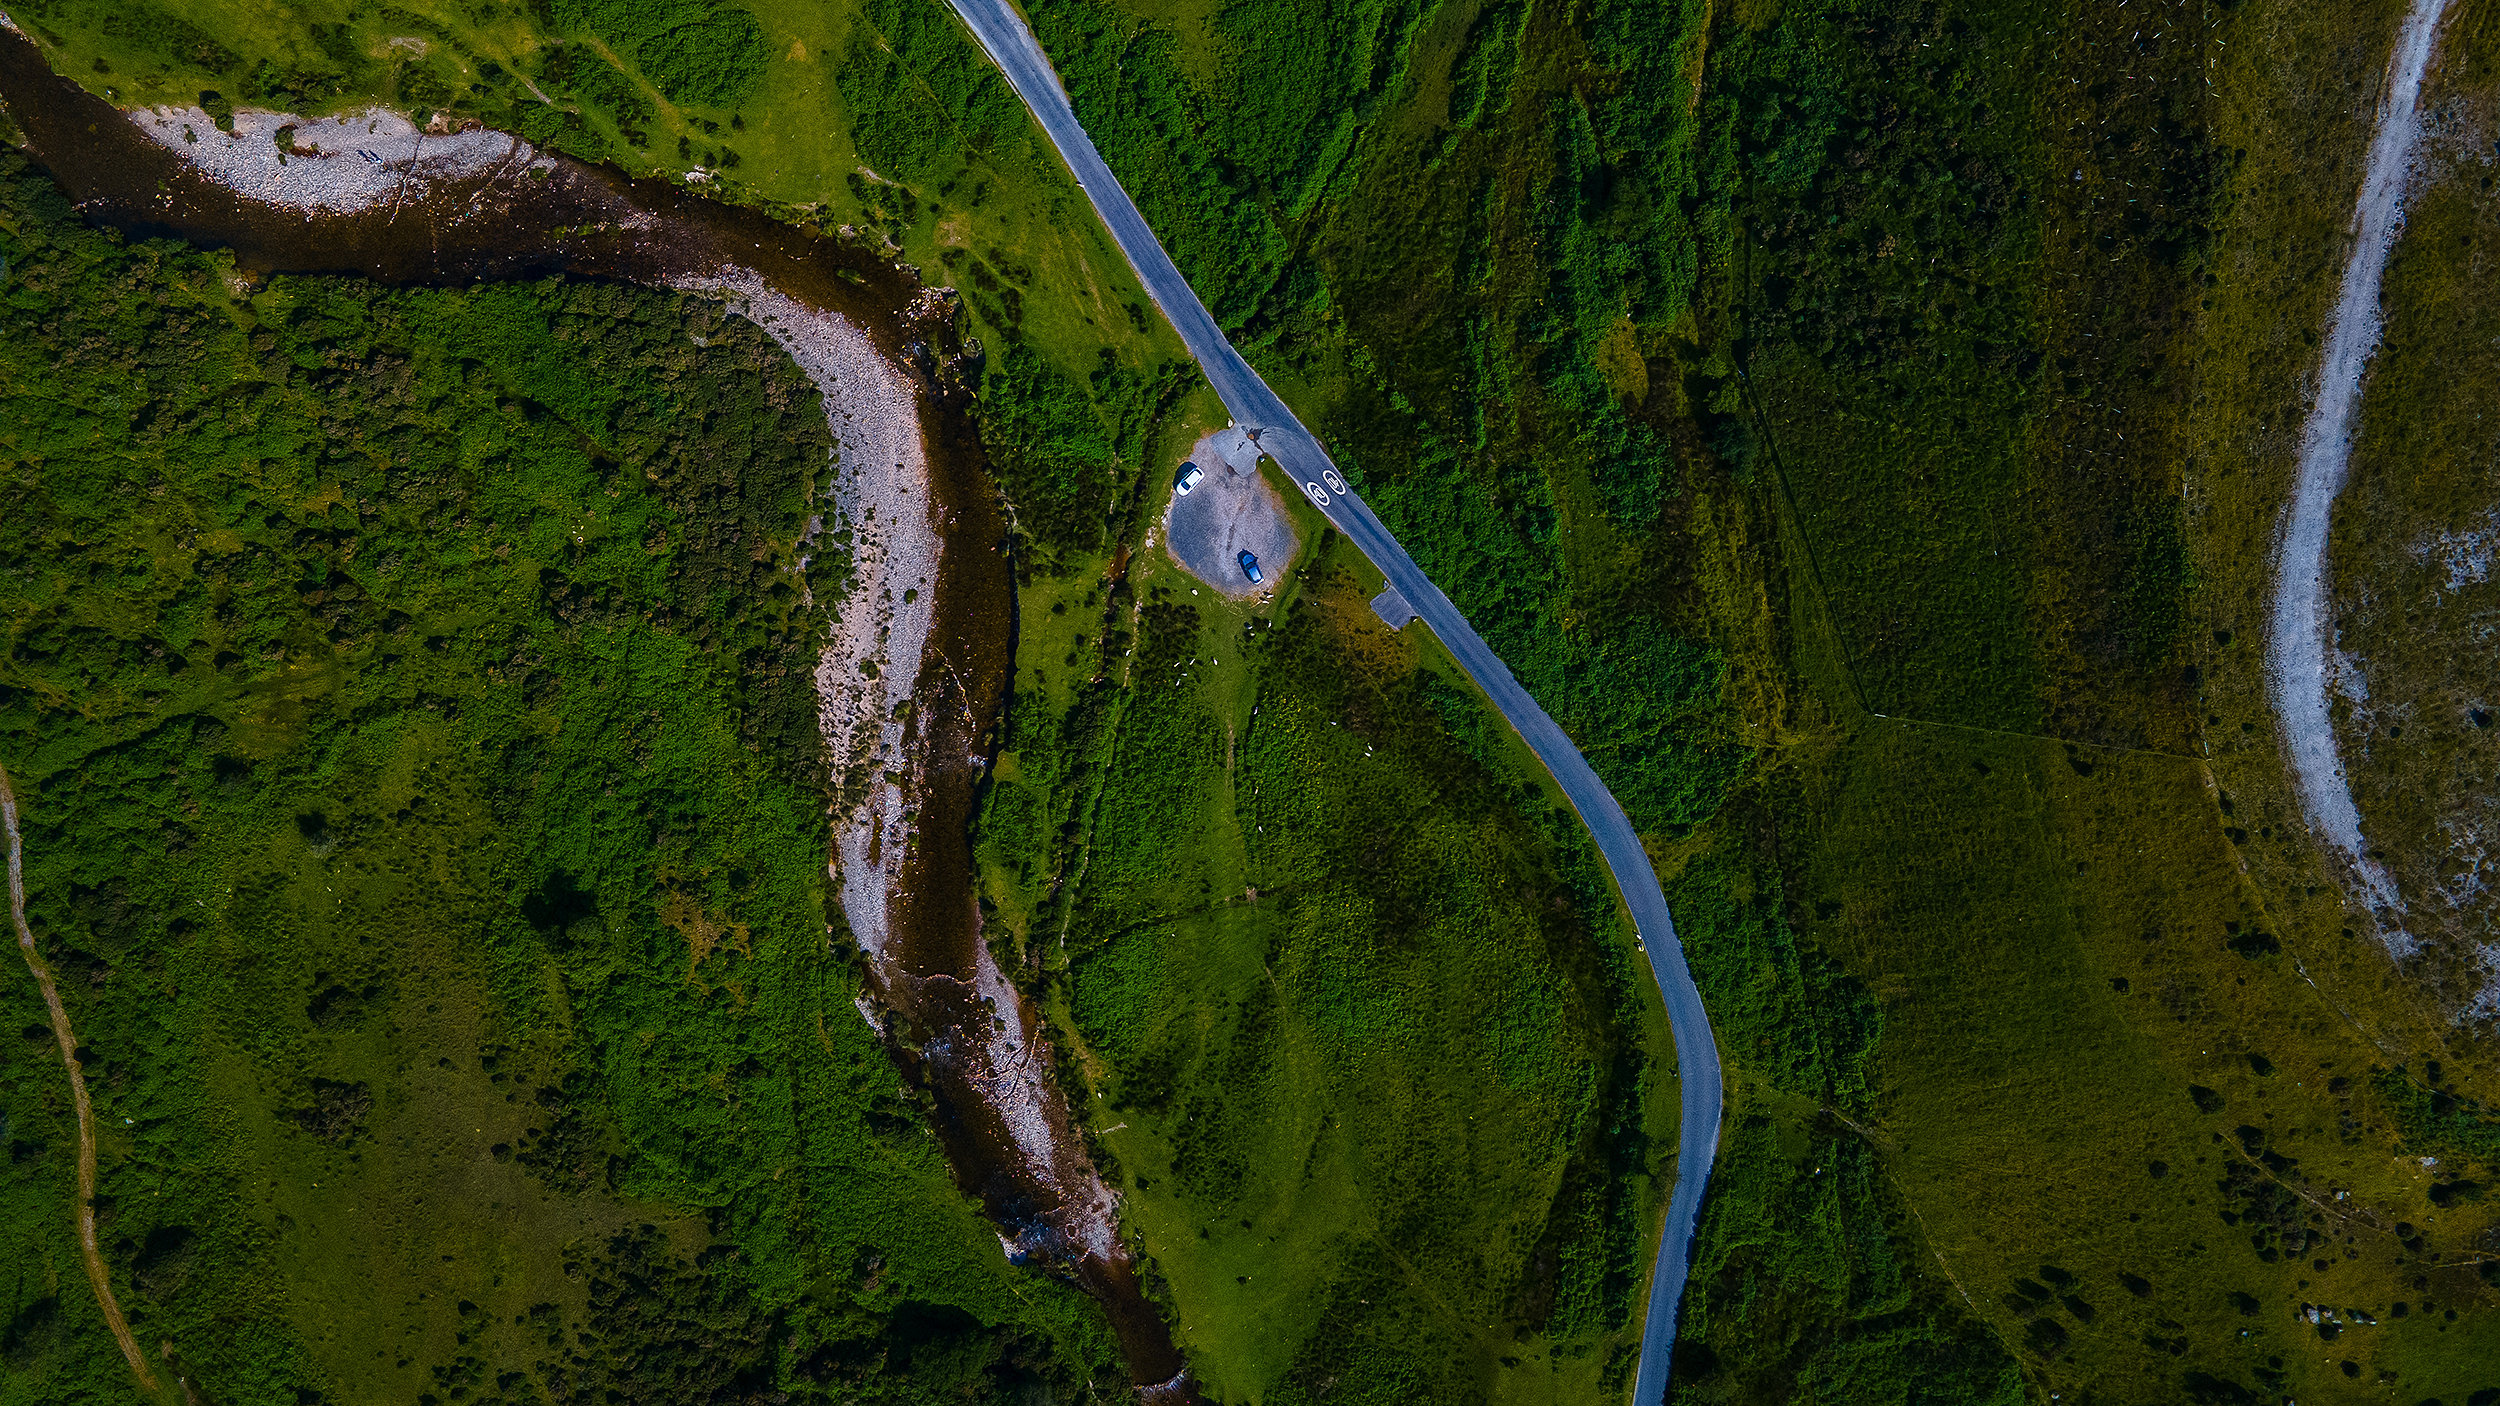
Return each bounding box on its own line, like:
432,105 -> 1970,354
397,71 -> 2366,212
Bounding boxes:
1174,462 -> 1204,495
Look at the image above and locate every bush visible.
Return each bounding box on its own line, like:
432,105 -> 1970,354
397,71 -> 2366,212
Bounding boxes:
549,0 -> 767,107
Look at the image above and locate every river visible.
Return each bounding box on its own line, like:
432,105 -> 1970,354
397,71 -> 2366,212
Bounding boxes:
0,25 -> 1188,1394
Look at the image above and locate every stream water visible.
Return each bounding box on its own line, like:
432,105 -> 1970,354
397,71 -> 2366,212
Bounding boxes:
0,28 -> 1186,1392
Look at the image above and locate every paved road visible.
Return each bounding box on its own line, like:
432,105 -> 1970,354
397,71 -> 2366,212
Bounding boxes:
943,3 -> 1724,1398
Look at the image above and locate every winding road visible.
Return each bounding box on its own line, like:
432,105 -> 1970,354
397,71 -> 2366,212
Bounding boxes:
941,3 -> 1724,1398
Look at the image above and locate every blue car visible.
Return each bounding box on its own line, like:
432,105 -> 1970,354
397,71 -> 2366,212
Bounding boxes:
1237,549 -> 1263,585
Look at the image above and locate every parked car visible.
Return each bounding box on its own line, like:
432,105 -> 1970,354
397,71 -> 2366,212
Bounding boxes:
1237,550 -> 1263,584
1174,462 -> 1204,496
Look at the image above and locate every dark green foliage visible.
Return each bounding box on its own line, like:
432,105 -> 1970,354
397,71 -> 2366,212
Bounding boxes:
1714,0 -> 2227,735
976,342 -> 1190,570
0,152 -> 1121,1405
91,3 -> 239,76
1675,1113 -> 2022,1404
634,12 -> 766,108
2376,1066 -> 2500,1163
538,42 -> 656,143
549,1226 -> 1081,1405
1657,796 -> 2011,1404
2215,1161 -> 2310,1264
2225,926 -> 2280,960
835,0 -> 1030,183
548,0 -> 766,107
1673,850 -> 1879,1117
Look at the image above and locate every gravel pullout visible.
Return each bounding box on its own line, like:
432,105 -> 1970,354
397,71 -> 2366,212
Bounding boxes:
2268,0 -> 2454,943
1161,425 -> 1297,599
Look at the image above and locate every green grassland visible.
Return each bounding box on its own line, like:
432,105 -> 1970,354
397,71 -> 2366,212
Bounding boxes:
11,0 -> 2500,1401
975,504 -> 1685,1403
0,154 -> 1131,1405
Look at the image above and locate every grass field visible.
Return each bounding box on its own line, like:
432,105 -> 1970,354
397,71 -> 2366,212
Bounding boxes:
979,514 -> 1686,1403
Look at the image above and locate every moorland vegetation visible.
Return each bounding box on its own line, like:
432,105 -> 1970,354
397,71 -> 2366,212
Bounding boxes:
7,0 -> 2500,1401
990,0 -> 2500,1398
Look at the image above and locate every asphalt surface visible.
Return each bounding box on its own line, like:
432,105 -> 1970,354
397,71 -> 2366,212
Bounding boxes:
944,2 -> 1724,1397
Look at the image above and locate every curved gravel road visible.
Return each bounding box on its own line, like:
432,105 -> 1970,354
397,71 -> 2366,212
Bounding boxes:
942,2 -> 1723,1397
2268,0 -> 2454,932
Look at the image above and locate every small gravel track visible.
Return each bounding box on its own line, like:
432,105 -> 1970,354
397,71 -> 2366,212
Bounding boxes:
2,762 -> 162,1395
2268,0 -> 2456,936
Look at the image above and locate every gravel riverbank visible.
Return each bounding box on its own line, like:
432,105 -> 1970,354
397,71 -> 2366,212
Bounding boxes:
132,103 -> 545,215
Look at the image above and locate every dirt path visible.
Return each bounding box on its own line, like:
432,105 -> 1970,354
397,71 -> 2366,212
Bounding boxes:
2267,0 -> 2455,939
0,762 -> 161,1395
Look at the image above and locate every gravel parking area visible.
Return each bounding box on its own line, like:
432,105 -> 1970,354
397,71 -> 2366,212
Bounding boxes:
1162,425 -> 1297,599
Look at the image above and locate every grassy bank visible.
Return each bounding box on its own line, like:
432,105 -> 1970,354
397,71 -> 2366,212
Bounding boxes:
5,0 -> 1200,577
